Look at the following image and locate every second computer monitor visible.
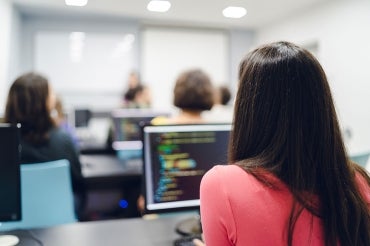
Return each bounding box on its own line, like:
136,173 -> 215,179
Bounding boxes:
111,109 -> 170,151
143,124 -> 231,214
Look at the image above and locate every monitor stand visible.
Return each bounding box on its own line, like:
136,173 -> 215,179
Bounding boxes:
175,214 -> 202,236
0,235 -> 19,246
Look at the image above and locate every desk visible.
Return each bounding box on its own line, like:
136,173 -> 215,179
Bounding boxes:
81,154 -> 142,187
3,215 -> 193,246
80,154 -> 143,219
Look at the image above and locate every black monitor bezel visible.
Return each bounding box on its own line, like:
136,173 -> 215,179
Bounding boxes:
0,123 -> 22,222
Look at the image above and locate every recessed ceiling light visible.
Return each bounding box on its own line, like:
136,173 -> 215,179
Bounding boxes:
222,6 -> 247,19
147,0 -> 171,13
65,0 -> 88,7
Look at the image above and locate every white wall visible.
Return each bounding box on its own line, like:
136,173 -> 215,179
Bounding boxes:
34,31 -> 137,109
17,12 -> 255,112
0,0 -> 12,113
21,15 -> 140,110
141,27 -> 229,111
7,5 -> 22,85
256,0 -> 370,154
229,30 -> 255,93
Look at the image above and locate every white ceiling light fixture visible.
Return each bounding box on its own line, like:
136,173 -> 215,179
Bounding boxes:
65,0 -> 88,7
147,0 -> 171,13
222,6 -> 247,19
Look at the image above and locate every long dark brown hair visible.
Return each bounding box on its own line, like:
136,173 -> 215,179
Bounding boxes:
229,41 -> 370,245
5,72 -> 55,144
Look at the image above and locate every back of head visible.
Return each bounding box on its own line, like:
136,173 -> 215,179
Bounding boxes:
230,41 -> 370,245
124,84 -> 144,102
5,72 -> 55,144
173,69 -> 214,111
231,41 -> 338,179
124,84 -> 151,108
218,86 -> 231,105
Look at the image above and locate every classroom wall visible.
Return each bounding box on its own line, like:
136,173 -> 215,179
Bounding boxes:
8,6 -> 22,86
229,30 -> 255,93
141,27 -> 229,111
19,14 -> 140,110
16,12 -> 254,111
256,0 -> 370,154
0,0 -> 12,113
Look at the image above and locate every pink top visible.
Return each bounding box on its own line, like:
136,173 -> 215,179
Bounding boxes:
199,165 -> 370,246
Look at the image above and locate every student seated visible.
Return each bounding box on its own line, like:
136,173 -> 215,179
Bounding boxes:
195,42 -> 370,246
152,69 -> 214,124
137,69 -> 214,213
54,95 -> 79,148
122,84 -> 152,109
4,72 -> 86,219
202,85 -> 233,123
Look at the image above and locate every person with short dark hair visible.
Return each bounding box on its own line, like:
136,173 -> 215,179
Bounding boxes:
173,69 -> 213,111
123,84 -> 151,108
4,72 -> 86,219
195,42 -> 370,246
137,69 -> 214,212
203,85 -> 233,123
218,85 -> 231,105
152,69 -> 214,125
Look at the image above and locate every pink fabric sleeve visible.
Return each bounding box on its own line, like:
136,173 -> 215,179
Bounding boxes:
200,166 -> 236,246
355,173 -> 370,206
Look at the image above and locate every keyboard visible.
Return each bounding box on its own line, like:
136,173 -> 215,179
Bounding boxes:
173,235 -> 202,246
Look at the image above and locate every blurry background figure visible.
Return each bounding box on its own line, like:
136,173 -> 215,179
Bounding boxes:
127,71 -> 141,89
4,72 -> 86,219
54,95 -> 79,148
203,85 -> 233,123
138,69 -> 214,213
122,71 -> 144,106
122,84 -> 152,109
152,69 -> 214,125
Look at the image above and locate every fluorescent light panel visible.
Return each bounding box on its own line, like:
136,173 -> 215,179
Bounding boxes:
65,0 -> 88,7
147,0 -> 171,13
223,6 -> 247,18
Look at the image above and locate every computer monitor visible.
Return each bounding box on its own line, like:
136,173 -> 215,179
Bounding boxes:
0,123 -> 22,245
0,124 -> 21,223
143,124 -> 231,215
74,109 -> 92,128
111,109 -> 170,151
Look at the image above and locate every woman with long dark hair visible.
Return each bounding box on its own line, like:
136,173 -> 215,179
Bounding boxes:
197,42 -> 370,245
4,72 -> 85,218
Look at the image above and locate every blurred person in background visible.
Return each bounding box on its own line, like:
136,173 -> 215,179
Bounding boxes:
138,68 -> 215,213
203,85 -> 233,123
4,72 -> 86,219
152,69 -> 214,124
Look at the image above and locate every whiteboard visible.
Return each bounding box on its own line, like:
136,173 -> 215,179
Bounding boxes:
34,31 -> 138,108
141,27 -> 229,110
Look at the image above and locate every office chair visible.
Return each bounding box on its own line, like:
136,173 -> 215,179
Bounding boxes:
0,159 -> 77,231
350,152 -> 370,168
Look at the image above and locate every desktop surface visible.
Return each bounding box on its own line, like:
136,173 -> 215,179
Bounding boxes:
81,154 -> 142,180
1,214 -> 196,246
79,153 -> 143,220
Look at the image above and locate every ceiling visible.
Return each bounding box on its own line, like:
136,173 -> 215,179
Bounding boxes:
12,0 -> 334,29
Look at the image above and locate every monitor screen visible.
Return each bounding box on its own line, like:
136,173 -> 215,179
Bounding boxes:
74,109 -> 92,128
143,124 -> 231,214
111,109 -> 170,151
0,123 -> 21,222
